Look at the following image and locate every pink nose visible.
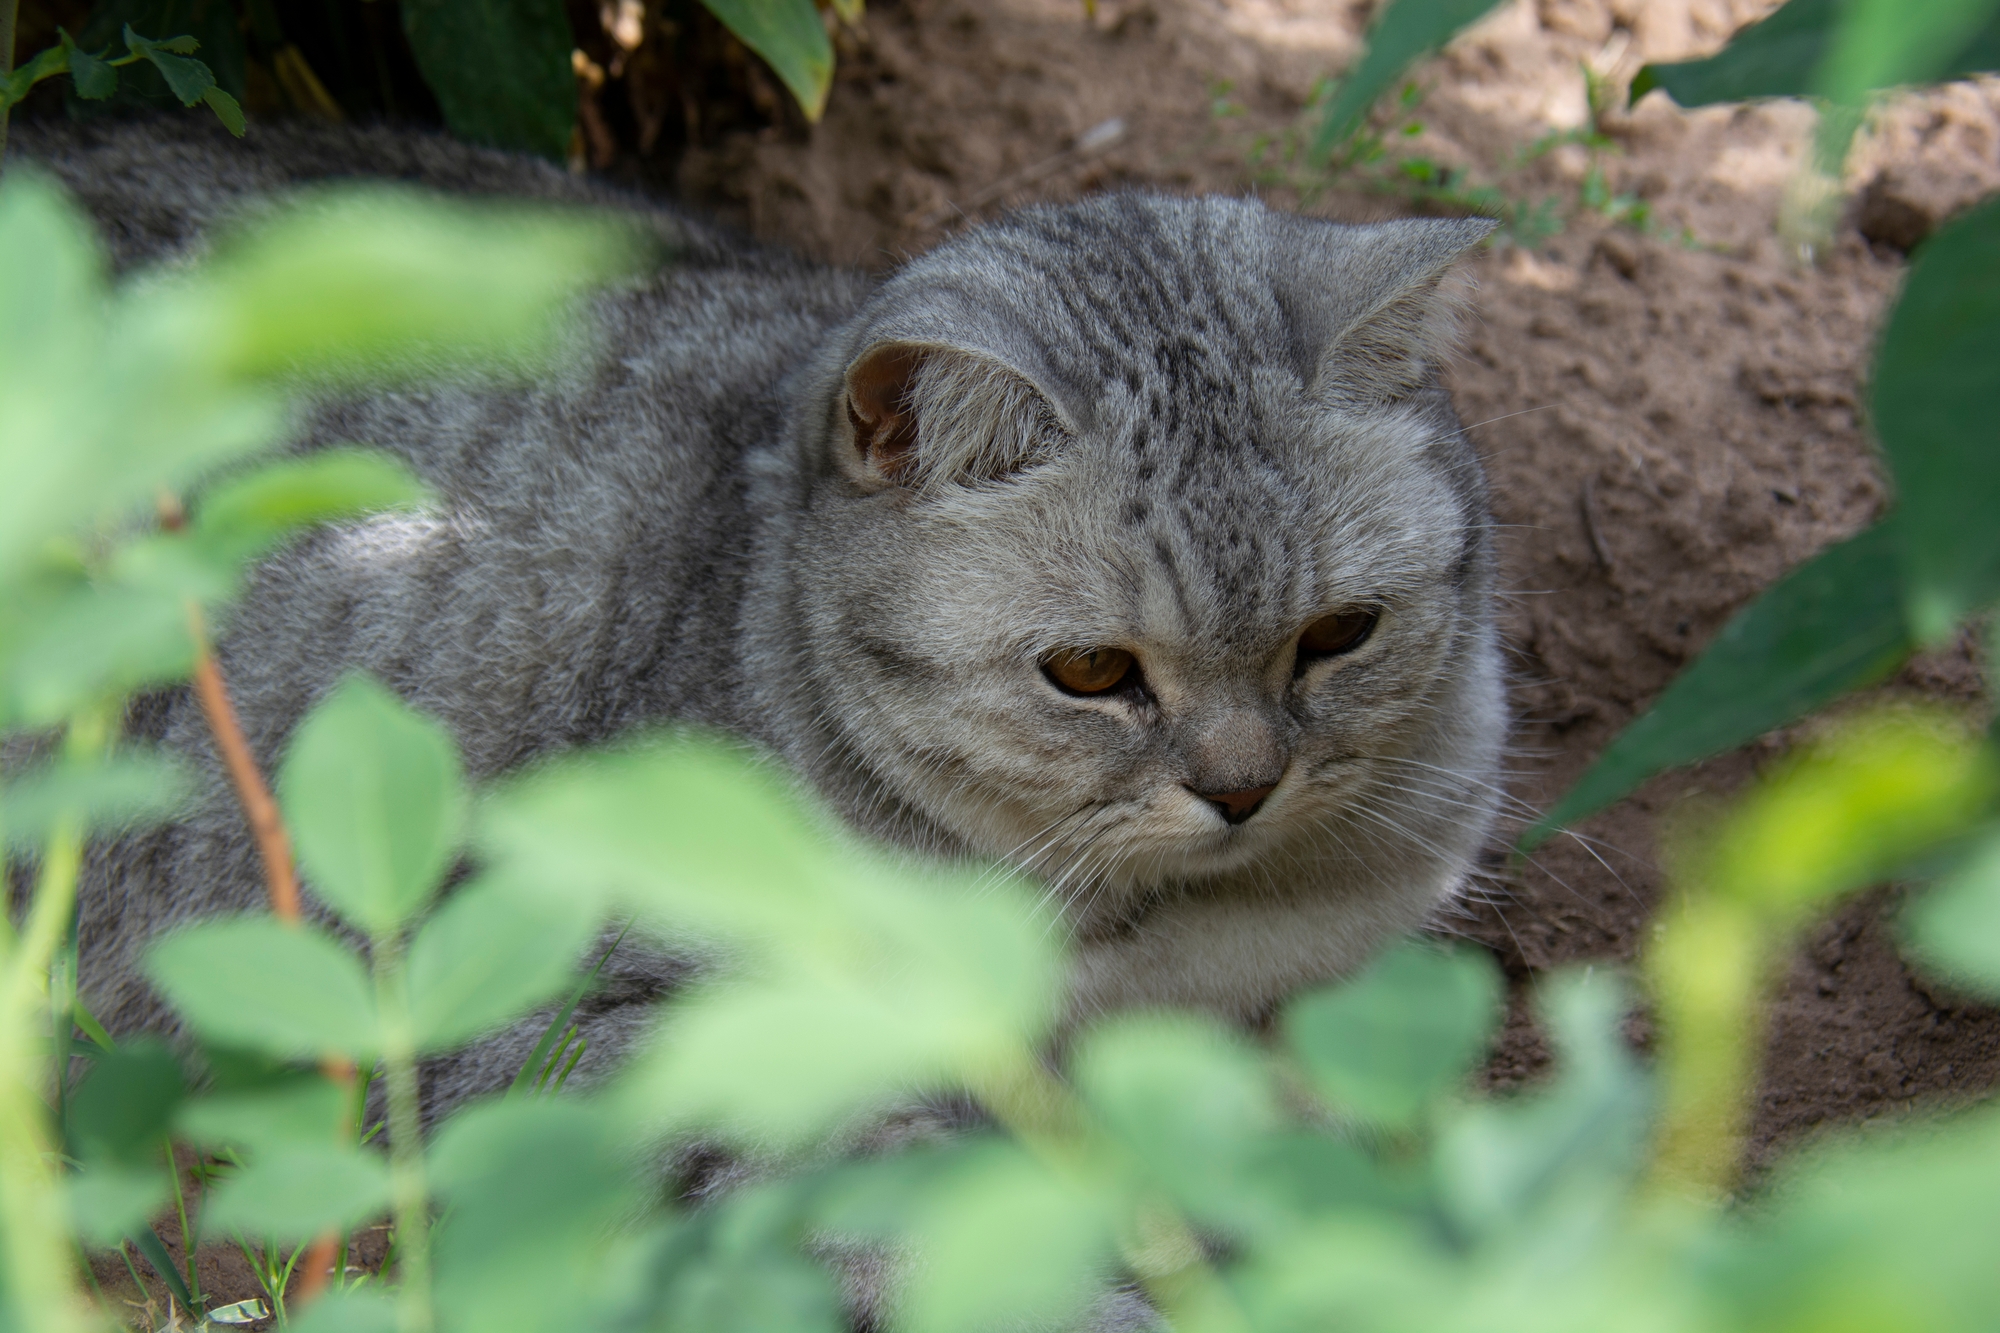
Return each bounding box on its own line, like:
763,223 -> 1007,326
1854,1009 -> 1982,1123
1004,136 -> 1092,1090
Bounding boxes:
1196,783 -> 1276,825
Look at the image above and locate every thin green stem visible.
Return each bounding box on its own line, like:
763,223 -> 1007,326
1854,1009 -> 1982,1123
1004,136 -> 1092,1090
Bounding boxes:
371,934 -> 432,1333
0,813 -> 93,1333
166,1136 -> 202,1306
1,0 -> 18,166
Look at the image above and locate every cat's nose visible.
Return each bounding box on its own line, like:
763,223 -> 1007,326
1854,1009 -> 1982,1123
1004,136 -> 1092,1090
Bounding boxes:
1195,782 -> 1277,825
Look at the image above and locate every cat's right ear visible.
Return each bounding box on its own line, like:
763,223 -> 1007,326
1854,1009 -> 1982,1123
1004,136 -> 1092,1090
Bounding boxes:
843,342 -> 928,488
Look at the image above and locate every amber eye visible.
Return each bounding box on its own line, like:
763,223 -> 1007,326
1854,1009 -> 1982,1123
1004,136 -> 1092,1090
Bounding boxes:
1043,647 -> 1138,696
1296,608 -> 1379,665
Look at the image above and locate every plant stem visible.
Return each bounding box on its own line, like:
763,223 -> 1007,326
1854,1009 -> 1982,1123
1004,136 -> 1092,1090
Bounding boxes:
0,0 -> 18,167
187,602 -> 303,923
1644,893 -> 1764,1200
371,934 -> 432,1333
0,812 -> 94,1333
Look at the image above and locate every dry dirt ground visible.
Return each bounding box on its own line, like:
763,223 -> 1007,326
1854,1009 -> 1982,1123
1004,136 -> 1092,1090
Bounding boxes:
659,0 -> 2000,1172
60,0 -> 2000,1314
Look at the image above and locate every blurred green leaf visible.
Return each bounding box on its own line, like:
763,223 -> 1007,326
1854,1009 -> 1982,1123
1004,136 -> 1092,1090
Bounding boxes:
401,0 -> 576,159
281,1291 -> 400,1333
65,1037 -> 184,1168
193,449 -> 428,567
281,673 -> 466,937
202,1142 -> 391,1241
177,1077 -> 349,1154
1904,828 -> 2000,997
1237,1215 -> 1448,1333
1434,969 -> 1649,1241
1631,0 -> 1840,105
899,1142 -> 1116,1333
1,44 -> 68,110
148,917 -> 380,1059
1704,707 -> 1996,914
1312,0 -> 1506,158
406,874 -> 595,1052
60,30 -> 117,99
478,735 -> 837,936
1524,520 -> 1910,850
1712,1105 -> 2000,1332
65,1166 -> 170,1248
700,0 -> 834,120
1,584 -> 191,725
430,1099 -> 643,1333
173,187 -> 644,385
1074,1014 -> 1279,1232
639,1185 -> 845,1333
1874,198 -> 2000,640
0,170 -> 111,579
1635,0 -> 2000,106
1286,940 -> 1502,1126
1,750 -> 189,852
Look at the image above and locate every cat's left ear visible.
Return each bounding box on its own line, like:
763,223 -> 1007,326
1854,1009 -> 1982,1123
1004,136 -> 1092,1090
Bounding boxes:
839,339 -> 1067,491
1278,216 -> 1495,405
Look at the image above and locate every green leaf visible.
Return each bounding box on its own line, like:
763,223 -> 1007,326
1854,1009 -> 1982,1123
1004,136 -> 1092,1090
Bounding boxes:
122,25 -> 215,104
405,875 -> 595,1052
1703,707 -> 1996,914
0,584 -> 192,725
1311,0 -> 1506,158
148,917 -> 380,1059
177,1078 -> 350,1154
1904,828 -> 2000,997
700,0 -> 834,120
642,1185 -> 844,1333
477,736 -> 844,936
1522,520 -> 1911,850
1433,969 -> 1649,1240
1073,1015 -> 1280,1232
177,188 -> 643,385
430,1099 -> 642,1332
201,85 -> 245,136
1873,198 -> 2000,640
1,751 -> 190,852
0,170 -> 110,580
0,44 -> 69,110
1634,0 -> 2000,106
400,0 -> 576,159
282,1291 -> 400,1333
898,1143 -> 1116,1333
60,29 -> 117,99
1285,940 -> 1502,1126
65,1038 -> 184,1168
281,673 -> 466,937
193,449 -> 428,568
202,1142 -> 391,1241
1631,0 -> 1839,105
66,1167 -> 170,1248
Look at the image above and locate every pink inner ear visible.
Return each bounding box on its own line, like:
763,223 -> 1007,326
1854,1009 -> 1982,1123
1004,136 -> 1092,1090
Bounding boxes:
846,345 -> 926,483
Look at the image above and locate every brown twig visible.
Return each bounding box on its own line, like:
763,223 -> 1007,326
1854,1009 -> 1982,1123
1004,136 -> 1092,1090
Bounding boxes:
185,605 -> 302,925
174,535 -> 351,1305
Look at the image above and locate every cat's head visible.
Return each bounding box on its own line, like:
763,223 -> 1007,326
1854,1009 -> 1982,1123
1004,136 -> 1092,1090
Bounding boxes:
783,194 -> 1503,1015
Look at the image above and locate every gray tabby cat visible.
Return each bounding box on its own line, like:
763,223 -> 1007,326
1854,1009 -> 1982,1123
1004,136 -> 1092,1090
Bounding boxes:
16,118 -> 1504,1118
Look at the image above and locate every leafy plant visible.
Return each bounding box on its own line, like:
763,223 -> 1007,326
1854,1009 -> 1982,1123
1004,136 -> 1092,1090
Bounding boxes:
0,18 -> 242,163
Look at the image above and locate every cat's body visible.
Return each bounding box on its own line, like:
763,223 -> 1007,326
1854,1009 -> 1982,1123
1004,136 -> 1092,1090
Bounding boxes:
14,118 -> 1505,1117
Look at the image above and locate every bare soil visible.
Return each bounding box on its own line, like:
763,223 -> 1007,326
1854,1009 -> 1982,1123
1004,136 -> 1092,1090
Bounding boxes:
652,0 -> 2000,1172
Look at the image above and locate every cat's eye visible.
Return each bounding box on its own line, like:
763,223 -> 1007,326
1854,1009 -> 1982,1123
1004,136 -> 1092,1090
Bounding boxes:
1296,608 -> 1379,667
1043,647 -> 1138,696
